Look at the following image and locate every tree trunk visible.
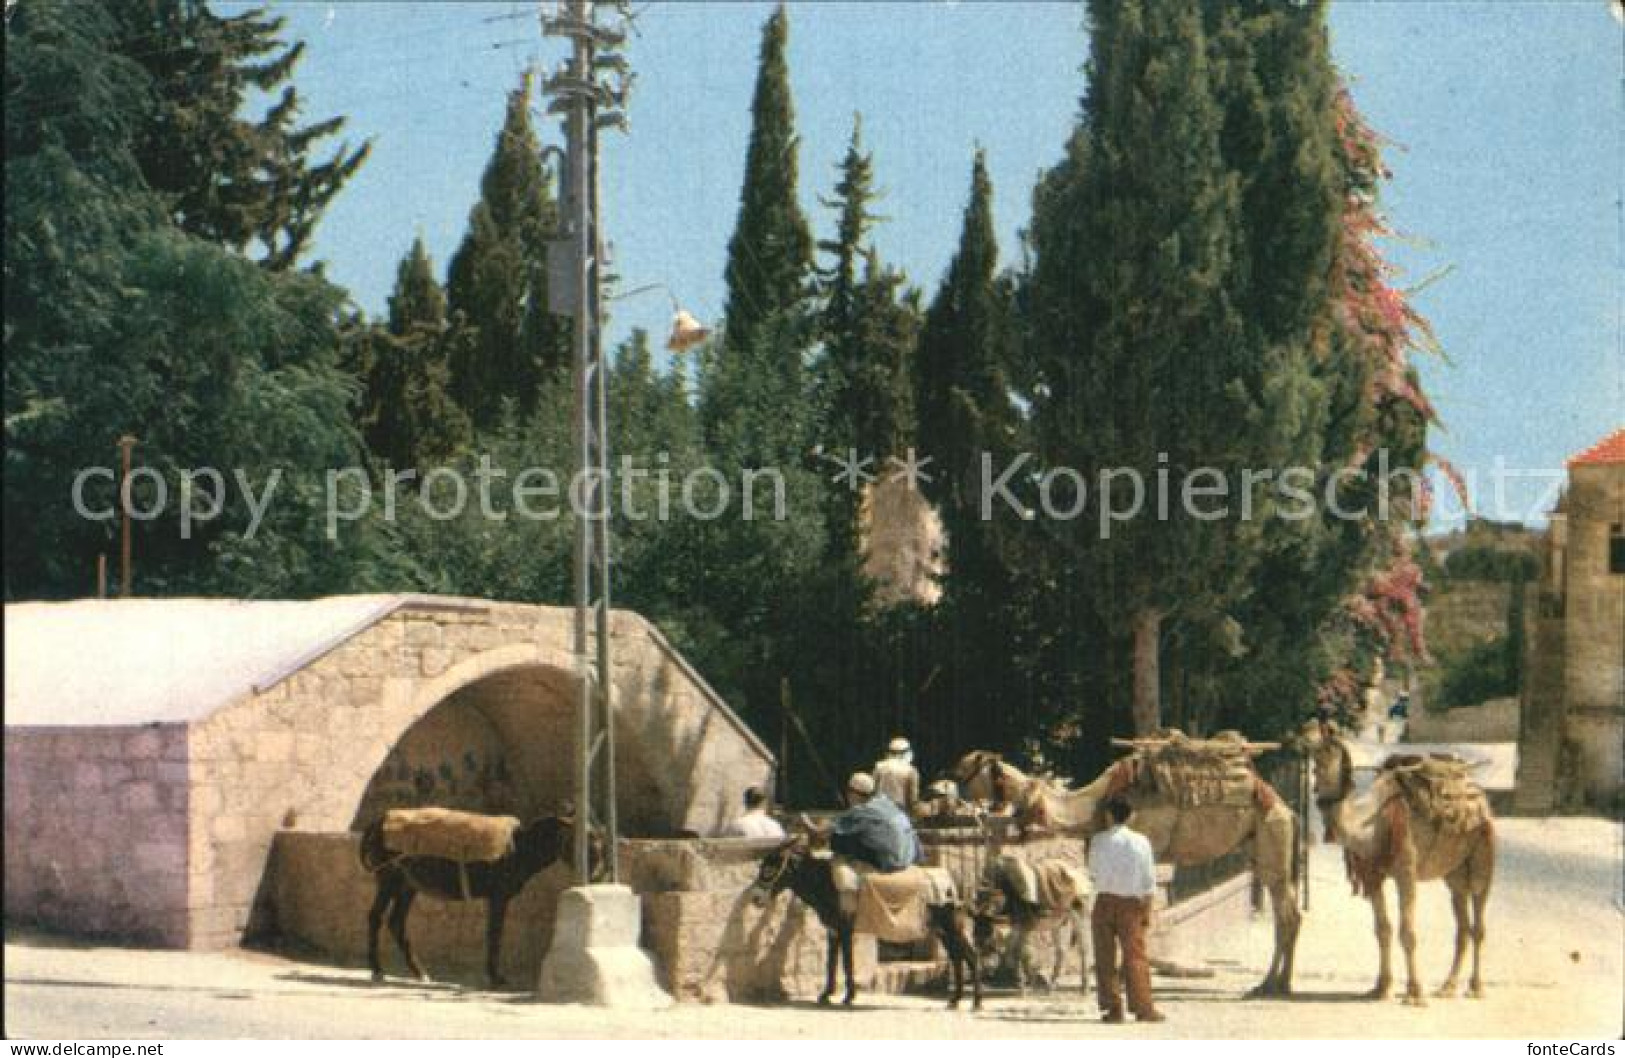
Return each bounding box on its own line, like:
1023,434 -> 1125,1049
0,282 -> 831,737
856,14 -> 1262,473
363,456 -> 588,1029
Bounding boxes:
1132,607 -> 1162,735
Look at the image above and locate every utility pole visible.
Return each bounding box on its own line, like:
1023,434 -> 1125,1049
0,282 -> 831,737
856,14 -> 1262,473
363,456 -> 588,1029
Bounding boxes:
117,434 -> 137,598
541,0 -> 632,886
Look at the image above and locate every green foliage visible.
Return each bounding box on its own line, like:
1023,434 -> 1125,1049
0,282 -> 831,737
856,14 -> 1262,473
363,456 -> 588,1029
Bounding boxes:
445,74 -> 568,429
351,239 -> 471,471
719,4 -> 813,363
4,0 -> 398,599
110,0 -> 369,269
1438,636 -> 1517,709
1443,545 -> 1539,583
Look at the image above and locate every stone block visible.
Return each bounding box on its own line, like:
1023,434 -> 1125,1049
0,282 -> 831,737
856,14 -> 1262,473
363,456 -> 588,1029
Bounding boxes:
211,815 -> 246,842
72,762 -> 104,792
134,841 -> 183,874
122,781 -> 159,813
420,647 -> 453,678
254,731 -> 294,764
125,730 -> 163,758
537,885 -> 671,1008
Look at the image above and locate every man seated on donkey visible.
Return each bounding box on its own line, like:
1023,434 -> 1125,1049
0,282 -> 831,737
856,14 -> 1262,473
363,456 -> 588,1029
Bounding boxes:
830,771 -> 922,872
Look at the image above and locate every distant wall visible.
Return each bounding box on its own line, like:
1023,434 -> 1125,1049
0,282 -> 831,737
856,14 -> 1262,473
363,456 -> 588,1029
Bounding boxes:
1406,697 -> 1520,743
4,725 -> 190,945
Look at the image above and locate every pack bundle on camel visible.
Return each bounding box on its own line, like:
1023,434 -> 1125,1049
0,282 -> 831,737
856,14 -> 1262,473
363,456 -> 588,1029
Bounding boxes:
953,730 -> 1302,997
359,807 -> 600,988
748,831 -> 982,1010
1305,724 -> 1495,1004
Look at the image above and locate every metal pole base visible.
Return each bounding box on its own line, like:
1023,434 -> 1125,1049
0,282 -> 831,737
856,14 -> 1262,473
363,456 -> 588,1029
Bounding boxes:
536,884 -> 671,1008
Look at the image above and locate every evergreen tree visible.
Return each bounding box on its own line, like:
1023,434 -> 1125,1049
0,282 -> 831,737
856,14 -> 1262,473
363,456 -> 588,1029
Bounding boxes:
4,0 -> 402,599
916,152 -> 1016,580
353,238 -> 470,471
1034,0 -> 1330,735
914,152 -> 1024,751
818,116 -> 881,359
718,4 -> 813,364
111,0 -> 369,269
445,73 -> 567,429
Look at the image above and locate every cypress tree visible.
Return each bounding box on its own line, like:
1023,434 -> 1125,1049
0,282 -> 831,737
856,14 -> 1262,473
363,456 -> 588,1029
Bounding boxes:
1033,0 -> 1255,734
916,151 -> 1015,568
445,74 -> 567,429
914,152 -> 1022,751
719,4 -> 813,361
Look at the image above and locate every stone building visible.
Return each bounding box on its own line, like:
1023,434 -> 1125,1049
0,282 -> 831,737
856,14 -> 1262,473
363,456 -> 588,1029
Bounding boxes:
1514,428 -> 1625,813
5,595 -> 775,950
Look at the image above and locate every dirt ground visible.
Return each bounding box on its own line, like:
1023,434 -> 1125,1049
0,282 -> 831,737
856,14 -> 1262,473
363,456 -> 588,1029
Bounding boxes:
6,817 -> 1621,1039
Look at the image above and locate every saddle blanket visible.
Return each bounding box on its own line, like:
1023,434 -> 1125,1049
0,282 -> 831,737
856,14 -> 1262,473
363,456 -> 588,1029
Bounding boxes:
826,858 -> 958,943
997,857 -> 1091,910
380,807 -> 519,863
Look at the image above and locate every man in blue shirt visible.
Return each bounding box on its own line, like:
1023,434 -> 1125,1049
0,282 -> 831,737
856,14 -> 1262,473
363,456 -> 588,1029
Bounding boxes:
830,771 -> 922,872
1087,796 -> 1165,1023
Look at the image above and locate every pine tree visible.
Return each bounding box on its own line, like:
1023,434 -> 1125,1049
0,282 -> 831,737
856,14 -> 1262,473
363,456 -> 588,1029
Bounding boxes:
719,4 -> 813,361
111,0 -> 369,269
445,74 -> 567,429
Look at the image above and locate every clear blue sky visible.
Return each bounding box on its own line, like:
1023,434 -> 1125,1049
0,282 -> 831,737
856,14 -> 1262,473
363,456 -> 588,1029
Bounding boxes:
242,1 -> 1622,527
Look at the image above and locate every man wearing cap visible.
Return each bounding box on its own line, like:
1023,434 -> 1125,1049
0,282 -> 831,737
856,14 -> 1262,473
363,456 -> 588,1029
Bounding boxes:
874,736 -> 921,816
830,771 -> 921,872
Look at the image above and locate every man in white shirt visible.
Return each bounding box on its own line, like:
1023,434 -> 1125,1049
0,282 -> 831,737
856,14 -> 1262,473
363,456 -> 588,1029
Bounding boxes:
873,736 -> 920,816
1087,797 -> 1165,1023
725,786 -> 786,840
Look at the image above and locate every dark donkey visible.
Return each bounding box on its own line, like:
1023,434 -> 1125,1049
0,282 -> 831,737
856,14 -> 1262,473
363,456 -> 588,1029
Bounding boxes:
749,837 -> 982,1010
359,814 -> 597,988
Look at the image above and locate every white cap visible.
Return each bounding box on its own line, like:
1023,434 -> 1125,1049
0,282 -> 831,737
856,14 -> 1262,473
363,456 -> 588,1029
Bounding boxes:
888,737 -> 911,755
847,772 -> 876,796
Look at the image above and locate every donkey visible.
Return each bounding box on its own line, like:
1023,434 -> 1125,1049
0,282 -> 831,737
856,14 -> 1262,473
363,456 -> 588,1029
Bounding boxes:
359,813 -> 600,988
749,836 -> 982,1010
971,858 -> 1092,995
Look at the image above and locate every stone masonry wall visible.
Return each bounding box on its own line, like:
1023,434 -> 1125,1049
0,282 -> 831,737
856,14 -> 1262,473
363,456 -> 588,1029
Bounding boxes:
4,725 -> 189,945
1563,466 -> 1625,806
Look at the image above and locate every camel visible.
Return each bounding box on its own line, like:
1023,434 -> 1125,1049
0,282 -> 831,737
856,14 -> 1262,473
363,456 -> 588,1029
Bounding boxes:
1303,724 -> 1494,1004
953,732 -> 1302,997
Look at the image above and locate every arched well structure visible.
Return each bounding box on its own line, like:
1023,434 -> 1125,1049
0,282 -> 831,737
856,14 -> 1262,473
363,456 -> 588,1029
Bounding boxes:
5,595 -> 775,953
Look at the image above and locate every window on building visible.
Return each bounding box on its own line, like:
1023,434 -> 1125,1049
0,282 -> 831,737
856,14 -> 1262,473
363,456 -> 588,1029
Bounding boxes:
1610,525 -> 1625,575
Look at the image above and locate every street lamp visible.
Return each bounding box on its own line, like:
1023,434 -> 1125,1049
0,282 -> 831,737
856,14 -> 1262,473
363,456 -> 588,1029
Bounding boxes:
609,281 -> 712,352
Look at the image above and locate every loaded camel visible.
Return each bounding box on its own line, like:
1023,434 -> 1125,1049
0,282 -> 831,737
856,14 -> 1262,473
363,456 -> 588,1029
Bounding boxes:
954,730 -> 1302,997
1303,723 -> 1494,1004
749,833 -> 982,1010
359,809 -> 601,988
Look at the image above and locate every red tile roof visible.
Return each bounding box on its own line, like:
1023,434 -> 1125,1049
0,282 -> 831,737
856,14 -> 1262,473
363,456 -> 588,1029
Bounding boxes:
1567,427 -> 1625,467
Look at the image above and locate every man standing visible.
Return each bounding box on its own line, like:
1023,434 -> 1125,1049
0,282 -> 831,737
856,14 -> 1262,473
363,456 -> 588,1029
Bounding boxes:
1087,797 -> 1165,1023
874,736 -> 921,816
725,786 -> 786,839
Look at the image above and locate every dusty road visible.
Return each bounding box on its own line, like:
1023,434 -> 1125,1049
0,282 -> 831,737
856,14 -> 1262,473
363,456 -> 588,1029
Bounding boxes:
7,817 -> 1621,1039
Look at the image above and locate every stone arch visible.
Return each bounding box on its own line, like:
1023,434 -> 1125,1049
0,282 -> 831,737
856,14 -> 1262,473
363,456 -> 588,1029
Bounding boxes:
341,643 -> 579,831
